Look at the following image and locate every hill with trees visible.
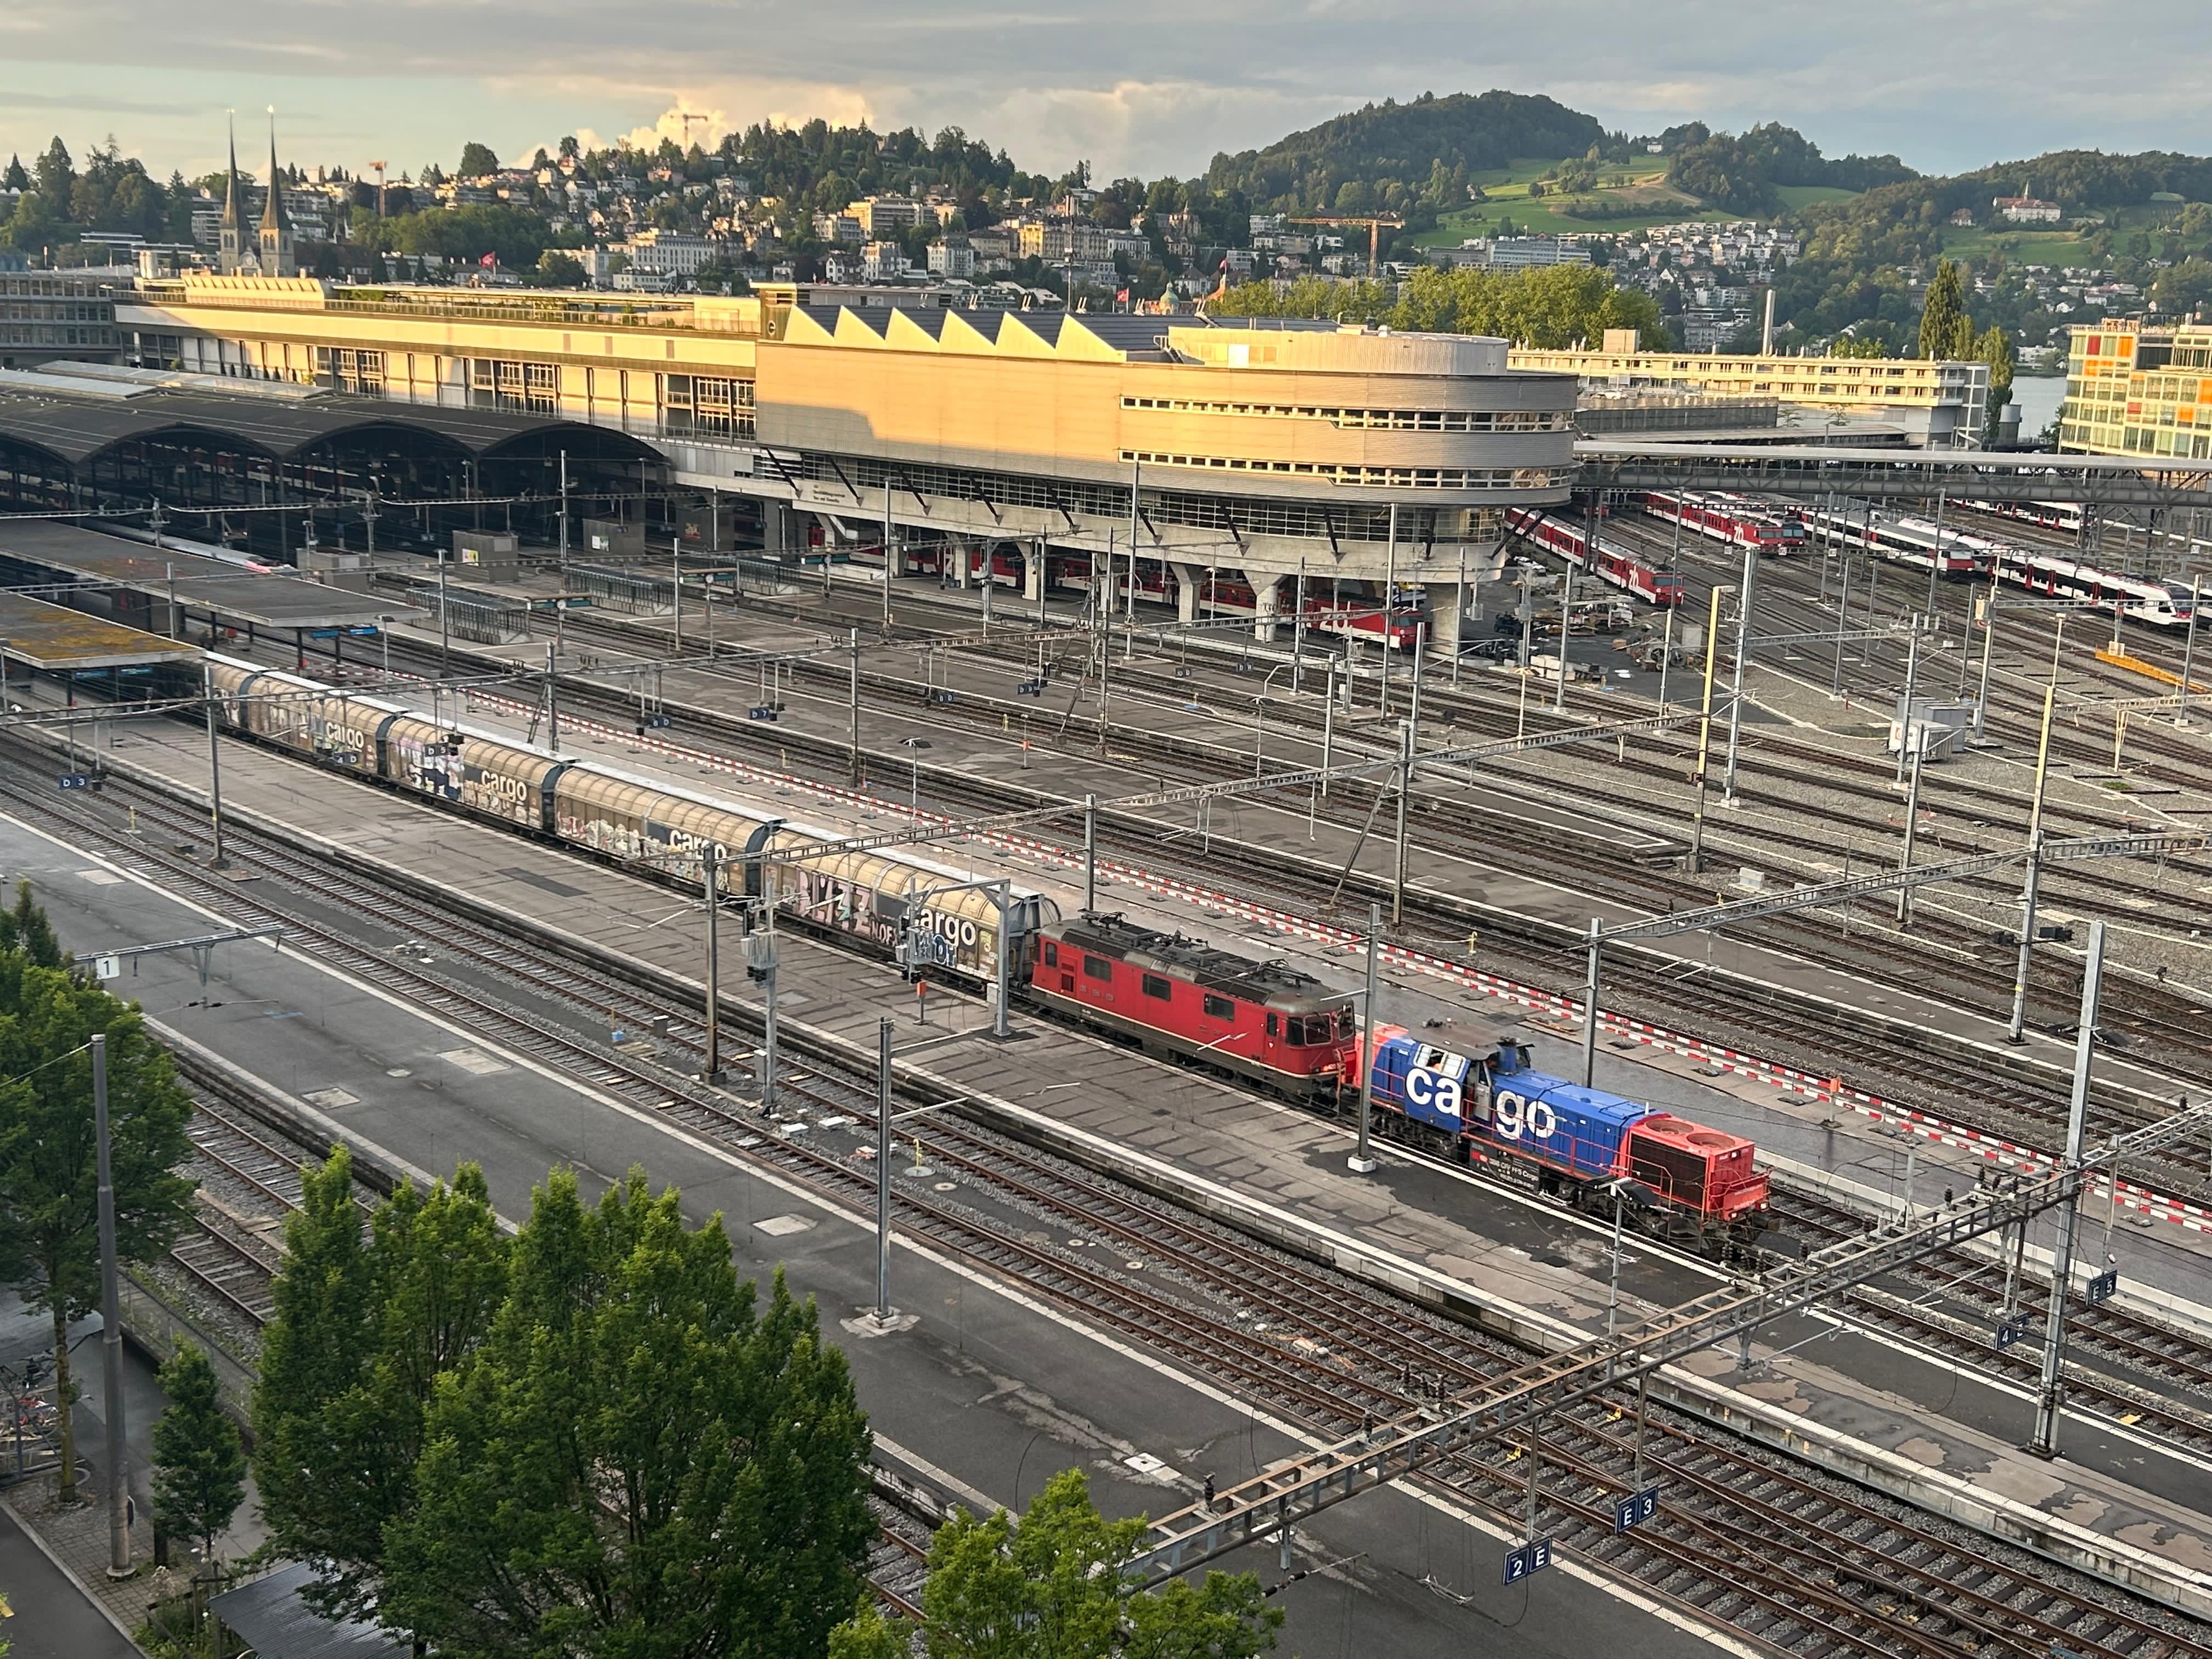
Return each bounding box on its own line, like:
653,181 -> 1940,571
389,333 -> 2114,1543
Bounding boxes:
1204,90 -> 1607,229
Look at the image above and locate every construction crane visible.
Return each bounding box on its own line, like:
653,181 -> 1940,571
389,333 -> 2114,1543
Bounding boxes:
1286,214 -> 1405,279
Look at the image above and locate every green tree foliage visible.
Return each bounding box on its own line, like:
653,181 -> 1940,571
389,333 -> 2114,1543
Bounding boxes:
0,890 -> 195,1505
377,1169 -> 874,1658
0,881 -> 64,968
1214,262 -> 1664,348
1667,134 -> 1781,216
252,1151 -> 508,1611
456,142 -> 499,179
833,1469 -> 1280,1659
348,204 -> 547,269
1976,322 -> 2018,439
1917,258 -> 1974,359
151,1339 -> 246,1562
1205,90 -> 1604,221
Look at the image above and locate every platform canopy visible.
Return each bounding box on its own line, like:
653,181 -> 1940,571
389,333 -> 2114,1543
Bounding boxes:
0,365 -> 659,475
0,520 -> 416,632
0,589 -> 202,670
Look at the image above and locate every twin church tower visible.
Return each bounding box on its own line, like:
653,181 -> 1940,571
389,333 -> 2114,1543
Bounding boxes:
217,114 -> 296,277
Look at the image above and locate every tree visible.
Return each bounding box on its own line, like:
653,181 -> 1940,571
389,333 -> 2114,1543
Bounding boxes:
151,1340 -> 246,1563
378,1168 -> 875,1658
0,881 -> 63,968
1976,321 -> 2017,441
0,905 -> 195,1506
1916,258 -> 1974,360
838,1470 -> 1279,1659
32,137 -> 75,217
253,1152 -> 507,1613
456,142 -> 499,180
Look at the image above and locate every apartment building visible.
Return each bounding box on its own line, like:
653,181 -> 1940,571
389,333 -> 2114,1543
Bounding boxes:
2057,319 -> 2212,459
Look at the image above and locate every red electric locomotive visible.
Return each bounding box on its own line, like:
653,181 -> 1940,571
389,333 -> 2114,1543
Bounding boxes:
1027,913 -> 1355,1100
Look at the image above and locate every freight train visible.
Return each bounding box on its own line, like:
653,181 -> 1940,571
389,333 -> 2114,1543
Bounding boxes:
185,653 -> 1773,1252
1028,910 -> 1771,1252
196,654 -> 1055,981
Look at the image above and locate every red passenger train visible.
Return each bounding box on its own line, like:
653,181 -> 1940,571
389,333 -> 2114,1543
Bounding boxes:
1505,509 -> 1686,606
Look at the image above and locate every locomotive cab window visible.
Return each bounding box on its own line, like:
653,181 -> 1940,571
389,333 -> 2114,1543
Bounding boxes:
1202,994 -> 1235,1022
1083,955 -> 1114,981
1141,973 -> 1172,1000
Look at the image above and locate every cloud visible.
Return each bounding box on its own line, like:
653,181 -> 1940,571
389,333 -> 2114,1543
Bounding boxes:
7,0 -> 2212,182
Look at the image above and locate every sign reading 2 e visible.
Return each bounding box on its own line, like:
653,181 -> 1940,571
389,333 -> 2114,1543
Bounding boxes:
1492,1089 -> 1558,1142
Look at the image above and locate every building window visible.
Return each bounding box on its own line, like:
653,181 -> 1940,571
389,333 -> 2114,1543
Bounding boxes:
469,357 -> 557,414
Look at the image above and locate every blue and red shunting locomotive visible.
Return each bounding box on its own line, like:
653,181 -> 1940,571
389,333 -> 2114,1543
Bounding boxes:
1029,913 -> 1770,1248
1365,1030 -> 1770,1246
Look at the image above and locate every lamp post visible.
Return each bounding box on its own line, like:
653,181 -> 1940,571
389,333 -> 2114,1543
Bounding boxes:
900,737 -> 933,822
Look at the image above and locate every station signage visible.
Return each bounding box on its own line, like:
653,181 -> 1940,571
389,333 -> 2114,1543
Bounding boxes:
1612,1486 -> 1661,1536
1501,1537 -> 1553,1584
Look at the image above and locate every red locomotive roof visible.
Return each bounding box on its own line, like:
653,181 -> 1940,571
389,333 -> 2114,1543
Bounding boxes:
1048,912 -> 1342,1011
1634,1112 -> 1754,1157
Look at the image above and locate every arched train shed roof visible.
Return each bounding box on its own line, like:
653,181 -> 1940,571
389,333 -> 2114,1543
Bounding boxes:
0,373 -> 664,473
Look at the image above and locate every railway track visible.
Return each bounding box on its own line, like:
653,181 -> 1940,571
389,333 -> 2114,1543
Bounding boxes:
7,759 -> 2206,1657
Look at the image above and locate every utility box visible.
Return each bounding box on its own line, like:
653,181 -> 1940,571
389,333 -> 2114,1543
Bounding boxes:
1890,698 -> 1973,762
581,516 -> 646,563
452,530 -> 520,582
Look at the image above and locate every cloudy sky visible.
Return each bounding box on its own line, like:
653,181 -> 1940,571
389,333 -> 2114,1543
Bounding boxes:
2,1 -> 2205,184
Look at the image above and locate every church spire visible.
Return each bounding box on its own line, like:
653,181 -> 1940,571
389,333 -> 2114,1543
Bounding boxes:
218,111 -> 247,273
257,108 -> 296,276
259,111 -> 289,238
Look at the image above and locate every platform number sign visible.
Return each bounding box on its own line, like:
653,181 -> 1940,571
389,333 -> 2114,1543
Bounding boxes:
1612,1486 -> 1660,1537
1502,1537 -> 1554,1585
2086,1269 -> 2120,1306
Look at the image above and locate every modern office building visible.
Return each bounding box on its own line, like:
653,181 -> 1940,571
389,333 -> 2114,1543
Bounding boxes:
105,275 -> 1579,644
1509,343 -> 1989,446
0,271 -> 124,370
2055,319 -> 2212,460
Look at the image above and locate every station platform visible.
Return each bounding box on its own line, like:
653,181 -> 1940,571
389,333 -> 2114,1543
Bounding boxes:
0,783 -> 1740,1659
0,520 -> 415,636
13,694 -> 2212,1619
0,590 -> 201,674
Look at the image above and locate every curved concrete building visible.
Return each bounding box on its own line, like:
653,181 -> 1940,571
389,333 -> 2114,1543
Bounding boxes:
113,278 -> 1578,644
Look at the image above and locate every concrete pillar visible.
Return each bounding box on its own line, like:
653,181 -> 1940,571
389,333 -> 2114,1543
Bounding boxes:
1423,581 -> 1468,658
1249,572 -> 1283,642
761,500 -> 797,560
1171,562 -> 1203,624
